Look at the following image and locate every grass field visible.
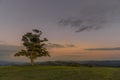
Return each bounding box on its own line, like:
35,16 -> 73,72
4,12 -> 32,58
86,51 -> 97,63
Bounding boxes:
0,65 -> 120,80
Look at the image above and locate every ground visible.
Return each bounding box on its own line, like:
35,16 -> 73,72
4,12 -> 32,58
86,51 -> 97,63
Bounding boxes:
0,65 -> 120,80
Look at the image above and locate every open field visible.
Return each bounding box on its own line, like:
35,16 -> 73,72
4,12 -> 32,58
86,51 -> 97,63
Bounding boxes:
0,65 -> 120,80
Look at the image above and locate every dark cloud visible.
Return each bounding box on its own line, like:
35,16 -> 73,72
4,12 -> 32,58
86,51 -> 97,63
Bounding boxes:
0,40 -> 4,43
0,40 -> 6,44
59,18 -> 104,32
46,43 -> 76,48
61,54 -> 85,58
66,44 -> 76,47
58,0 -> 120,32
46,43 -> 65,48
85,47 -> 120,51
0,44 -> 23,60
0,44 -> 22,52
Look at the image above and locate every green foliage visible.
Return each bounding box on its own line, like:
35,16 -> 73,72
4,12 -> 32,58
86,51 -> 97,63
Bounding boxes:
14,29 -> 50,65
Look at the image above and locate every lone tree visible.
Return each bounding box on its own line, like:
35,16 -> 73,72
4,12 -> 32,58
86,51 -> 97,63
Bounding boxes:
14,29 -> 50,65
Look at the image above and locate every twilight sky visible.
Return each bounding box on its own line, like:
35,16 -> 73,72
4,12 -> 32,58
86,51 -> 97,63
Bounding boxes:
0,0 -> 120,62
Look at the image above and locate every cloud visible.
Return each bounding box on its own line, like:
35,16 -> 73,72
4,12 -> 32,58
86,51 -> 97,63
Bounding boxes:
0,40 -> 5,44
0,40 -> 4,42
46,43 -> 76,48
58,0 -> 120,32
66,44 -> 76,47
62,54 -> 85,58
0,44 -> 23,61
59,18 -> 104,32
46,43 -> 65,48
85,47 -> 120,51
0,44 -> 22,52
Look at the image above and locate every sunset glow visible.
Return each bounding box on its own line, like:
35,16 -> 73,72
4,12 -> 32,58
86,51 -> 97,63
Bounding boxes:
0,0 -> 120,62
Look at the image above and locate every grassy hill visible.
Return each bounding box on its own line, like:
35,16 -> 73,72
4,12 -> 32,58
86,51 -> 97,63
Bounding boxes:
0,65 -> 120,80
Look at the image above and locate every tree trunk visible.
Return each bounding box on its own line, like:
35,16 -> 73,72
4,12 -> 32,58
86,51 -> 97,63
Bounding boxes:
30,58 -> 34,65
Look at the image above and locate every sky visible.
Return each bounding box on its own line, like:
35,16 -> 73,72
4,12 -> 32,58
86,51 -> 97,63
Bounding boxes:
0,0 -> 120,62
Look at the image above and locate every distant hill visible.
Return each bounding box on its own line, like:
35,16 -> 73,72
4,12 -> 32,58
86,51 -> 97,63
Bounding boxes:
0,61 -> 27,66
78,61 -> 120,67
38,61 -> 120,67
1,60 -> 120,67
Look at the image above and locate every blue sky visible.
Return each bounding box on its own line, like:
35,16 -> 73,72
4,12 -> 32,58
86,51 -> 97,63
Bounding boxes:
0,0 -> 120,62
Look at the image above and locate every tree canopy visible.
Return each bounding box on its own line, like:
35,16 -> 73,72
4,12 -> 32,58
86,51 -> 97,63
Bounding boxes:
14,29 -> 50,65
